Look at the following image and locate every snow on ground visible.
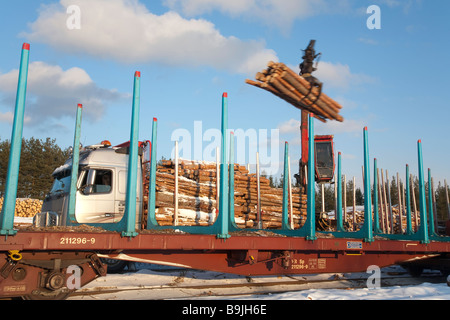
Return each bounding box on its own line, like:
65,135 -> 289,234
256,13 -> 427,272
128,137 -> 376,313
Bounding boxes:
231,282 -> 450,300
71,264 -> 450,300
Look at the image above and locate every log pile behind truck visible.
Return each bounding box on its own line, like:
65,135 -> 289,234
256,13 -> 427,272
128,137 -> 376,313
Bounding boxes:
146,160 -> 307,229
0,198 -> 43,218
246,61 -> 344,123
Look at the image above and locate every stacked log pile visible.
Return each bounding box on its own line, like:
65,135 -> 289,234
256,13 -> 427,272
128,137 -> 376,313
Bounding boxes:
0,198 -> 43,218
246,61 -> 343,123
148,160 -> 307,229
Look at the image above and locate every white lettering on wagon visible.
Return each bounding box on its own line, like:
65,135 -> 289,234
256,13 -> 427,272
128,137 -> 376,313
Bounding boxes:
59,237 -> 96,245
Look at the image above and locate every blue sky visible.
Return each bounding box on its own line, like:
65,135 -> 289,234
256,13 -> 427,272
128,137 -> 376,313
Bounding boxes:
0,0 -> 449,188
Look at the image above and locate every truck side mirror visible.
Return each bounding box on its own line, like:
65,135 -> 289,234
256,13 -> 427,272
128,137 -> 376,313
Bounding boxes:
79,184 -> 94,195
80,169 -> 97,195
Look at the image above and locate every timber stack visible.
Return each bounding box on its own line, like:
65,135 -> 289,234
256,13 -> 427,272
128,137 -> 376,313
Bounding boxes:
145,159 -> 307,229
246,61 -> 344,123
0,198 -> 43,218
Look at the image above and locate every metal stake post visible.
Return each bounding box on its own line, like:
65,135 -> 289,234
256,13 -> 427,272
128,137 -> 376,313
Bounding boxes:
405,165 -> 413,235
343,174 -> 347,226
306,114 -> 317,240
229,132 -> 239,229
67,104 -> 83,223
282,142 -> 291,230
0,43 -> 30,236
397,172 -> 403,234
217,93 -> 230,238
147,118 -> 159,228
336,153 -> 344,232
288,155 -> 294,229
386,170 -> 394,233
174,141 -> 179,226
445,179 -> 450,220
256,152 -> 262,229
362,127 -> 374,242
417,140 -> 429,244
427,169 -> 437,236
123,71 -> 141,238
373,158 -> 382,233
353,176 -> 357,230
216,147 -> 220,220
377,168 -> 386,233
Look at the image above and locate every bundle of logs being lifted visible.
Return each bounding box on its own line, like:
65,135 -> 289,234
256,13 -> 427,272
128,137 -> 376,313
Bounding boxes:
149,160 -> 307,229
246,61 -> 344,123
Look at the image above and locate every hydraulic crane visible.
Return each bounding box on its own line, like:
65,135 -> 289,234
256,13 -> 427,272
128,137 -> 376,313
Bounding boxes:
294,40 -> 335,194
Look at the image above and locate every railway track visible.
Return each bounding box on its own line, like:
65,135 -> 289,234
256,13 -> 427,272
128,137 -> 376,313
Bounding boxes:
68,266 -> 447,300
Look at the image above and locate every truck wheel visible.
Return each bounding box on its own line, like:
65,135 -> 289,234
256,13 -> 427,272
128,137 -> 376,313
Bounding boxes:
100,258 -> 128,273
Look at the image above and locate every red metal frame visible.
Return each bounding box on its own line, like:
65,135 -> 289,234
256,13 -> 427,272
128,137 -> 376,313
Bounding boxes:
3,231 -> 450,271
1,230 -> 450,298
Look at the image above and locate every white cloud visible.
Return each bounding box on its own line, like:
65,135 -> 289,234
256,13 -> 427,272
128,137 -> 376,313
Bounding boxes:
288,62 -> 375,90
315,118 -> 366,135
278,118 -> 301,135
0,111 -> 31,125
314,62 -> 376,89
0,61 -> 124,124
24,0 -> 278,75
163,0 -> 348,33
278,117 -> 366,136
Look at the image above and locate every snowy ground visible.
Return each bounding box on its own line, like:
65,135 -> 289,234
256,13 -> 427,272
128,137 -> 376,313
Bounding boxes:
70,263 -> 450,300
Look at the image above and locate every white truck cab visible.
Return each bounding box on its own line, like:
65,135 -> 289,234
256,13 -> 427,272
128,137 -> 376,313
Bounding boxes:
37,142 -> 144,228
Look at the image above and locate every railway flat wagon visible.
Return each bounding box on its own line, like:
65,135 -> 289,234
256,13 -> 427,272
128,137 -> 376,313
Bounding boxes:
1,44 -> 449,300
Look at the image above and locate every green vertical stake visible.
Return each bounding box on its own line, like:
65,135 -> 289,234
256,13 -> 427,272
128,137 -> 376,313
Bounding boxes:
362,127 -> 373,242
229,132 -> 239,229
68,104 -> 83,223
122,71 -> 141,238
306,114 -> 317,241
427,168 -> 437,236
282,142 -> 291,230
147,117 -> 159,228
405,164 -> 413,235
417,140 -> 429,244
336,152 -> 344,232
373,158 -> 382,233
0,43 -> 30,236
217,93 -> 230,239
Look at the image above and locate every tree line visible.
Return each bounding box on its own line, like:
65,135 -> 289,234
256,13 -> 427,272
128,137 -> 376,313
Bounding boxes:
0,137 -> 70,200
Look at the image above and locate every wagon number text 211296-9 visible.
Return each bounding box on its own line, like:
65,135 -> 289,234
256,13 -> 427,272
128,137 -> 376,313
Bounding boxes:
60,237 -> 96,245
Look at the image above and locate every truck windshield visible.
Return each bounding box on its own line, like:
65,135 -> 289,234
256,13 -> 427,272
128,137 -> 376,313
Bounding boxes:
49,175 -> 72,194
49,165 -> 84,195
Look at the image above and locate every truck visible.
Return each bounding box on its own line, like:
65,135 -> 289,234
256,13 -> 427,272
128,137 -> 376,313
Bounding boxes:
34,140 -> 150,273
35,141 -> 149,229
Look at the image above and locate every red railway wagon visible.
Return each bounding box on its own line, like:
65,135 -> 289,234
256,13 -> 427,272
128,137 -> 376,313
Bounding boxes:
0,229 -> 449,299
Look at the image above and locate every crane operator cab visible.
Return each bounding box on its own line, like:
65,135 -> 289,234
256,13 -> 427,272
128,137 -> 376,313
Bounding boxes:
314,135 -> 335,183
